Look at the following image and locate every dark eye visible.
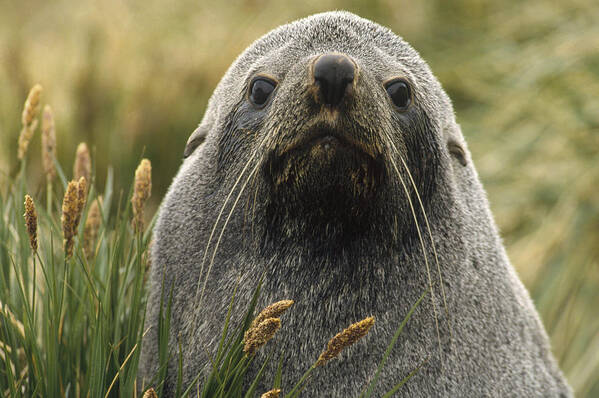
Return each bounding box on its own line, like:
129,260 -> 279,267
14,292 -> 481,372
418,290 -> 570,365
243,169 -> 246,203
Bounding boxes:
385,79 -> 412,110
249,77 -> 276,106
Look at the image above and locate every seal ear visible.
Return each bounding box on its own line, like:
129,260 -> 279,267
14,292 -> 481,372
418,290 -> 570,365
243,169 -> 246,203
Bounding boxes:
184,102 -> 218,158
443,120 -> 468,167
447,139 -> 467,167
184,125 -> 208,158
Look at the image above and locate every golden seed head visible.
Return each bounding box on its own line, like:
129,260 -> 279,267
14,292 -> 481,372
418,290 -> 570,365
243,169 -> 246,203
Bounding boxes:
243,317 -> 281,356
18,126 -> 36,161
21,84 -> 43,127
23,195 -> 38,252
41,105 -> 57,181
315,316 -> 375,367
142,388 -> 158,398
17,84 -> 43,160
62,181 -> 79,259
83,196 -> 102,258
261,389 -> 281,398
250,300 -> 294,330
75,176 -> 87,221
131,158 -> 152,232
61,178 -> 87,259
73,142 -> 91,185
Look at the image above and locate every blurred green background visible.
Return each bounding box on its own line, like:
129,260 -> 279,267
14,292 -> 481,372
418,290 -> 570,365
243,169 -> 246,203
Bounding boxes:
1,0 -> 598,395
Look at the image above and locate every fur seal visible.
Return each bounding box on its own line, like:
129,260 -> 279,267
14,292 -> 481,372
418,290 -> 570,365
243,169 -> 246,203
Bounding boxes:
139,11 -> 572,397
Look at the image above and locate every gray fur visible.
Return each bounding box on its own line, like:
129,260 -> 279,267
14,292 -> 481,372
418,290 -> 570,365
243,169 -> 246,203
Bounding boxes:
139,12 -> 572,397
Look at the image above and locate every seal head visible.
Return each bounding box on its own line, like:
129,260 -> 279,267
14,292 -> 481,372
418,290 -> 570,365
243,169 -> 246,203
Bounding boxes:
140,11 -> 572,397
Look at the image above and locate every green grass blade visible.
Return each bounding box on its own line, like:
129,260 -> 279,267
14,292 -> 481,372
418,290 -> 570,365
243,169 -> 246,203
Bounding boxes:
381,358 -> 429,398
361,290 -> 428,398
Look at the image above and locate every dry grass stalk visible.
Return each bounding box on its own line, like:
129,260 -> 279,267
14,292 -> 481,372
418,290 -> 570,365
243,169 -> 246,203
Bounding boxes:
41,104 -> 57,181
261,389 -> 281,398
250,300 -> 294,330
73,142 -> 91,184
315,316 -> 375,367
0,301 -> 25,338
142,387 -> 158,398
0,342 -> 25,387
61,178 -> 87,259
83,196 -> 102,258
23,195 -> 38,252
131,158 -> 152,232
243,317 -> 280,355
0,341 -> 13,355
17,84 -> 43,160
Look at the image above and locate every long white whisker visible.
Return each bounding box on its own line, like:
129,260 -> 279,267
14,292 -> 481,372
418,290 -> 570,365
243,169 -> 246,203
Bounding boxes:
198,160 -> 261,307
250,171 -> 260,244
384,133 -> 453,343
395,147 -> 453,343
192,146 -> 260,304
381,129 -> 443,360
387,153 -> 443,359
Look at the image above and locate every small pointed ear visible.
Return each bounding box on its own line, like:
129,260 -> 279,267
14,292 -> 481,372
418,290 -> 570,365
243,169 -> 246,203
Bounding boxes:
443,120 -> 468,167
447,139 -> 467,166
184,125 -> 208,158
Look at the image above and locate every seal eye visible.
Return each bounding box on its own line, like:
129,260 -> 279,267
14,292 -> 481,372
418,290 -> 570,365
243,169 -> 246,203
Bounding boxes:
385,79 -> 412,110
249,77 -> 276,106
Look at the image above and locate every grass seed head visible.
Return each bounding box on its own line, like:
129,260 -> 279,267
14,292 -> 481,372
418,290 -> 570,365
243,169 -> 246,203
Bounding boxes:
23,195 -> 38,252
142,388 -> 158,398
250,300 -> 294,330
261,389 -> 281,398
41,104 -> 57,181
243,317 -> 281,356
73,142 -> 91,184
83,196 -> 102,258
316,316 -> 375,367
74,176 -> 87,227
17,84 -> 43,160
61,178 -> 86,259
131,158 -> 152,232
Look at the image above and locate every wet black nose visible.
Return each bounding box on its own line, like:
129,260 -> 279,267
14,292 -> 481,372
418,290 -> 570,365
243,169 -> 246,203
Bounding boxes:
313,53 -> 355,106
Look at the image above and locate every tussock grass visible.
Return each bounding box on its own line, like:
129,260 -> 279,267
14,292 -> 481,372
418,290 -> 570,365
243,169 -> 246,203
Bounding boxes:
1,117 -> 152,396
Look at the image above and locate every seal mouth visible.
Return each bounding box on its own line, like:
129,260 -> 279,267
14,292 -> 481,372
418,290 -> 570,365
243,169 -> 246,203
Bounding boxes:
277,128 -> 377,160
266,126 -> 385,197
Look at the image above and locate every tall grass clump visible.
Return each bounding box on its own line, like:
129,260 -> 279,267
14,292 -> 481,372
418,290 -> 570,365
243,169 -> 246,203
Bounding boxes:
0,85 -> 153,396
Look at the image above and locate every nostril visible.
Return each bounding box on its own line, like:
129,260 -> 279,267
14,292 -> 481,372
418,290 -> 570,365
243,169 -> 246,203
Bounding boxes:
313,53 -> 355,106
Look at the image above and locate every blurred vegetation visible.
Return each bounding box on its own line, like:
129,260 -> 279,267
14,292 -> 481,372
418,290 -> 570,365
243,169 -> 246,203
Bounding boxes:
0,0 -> 597,396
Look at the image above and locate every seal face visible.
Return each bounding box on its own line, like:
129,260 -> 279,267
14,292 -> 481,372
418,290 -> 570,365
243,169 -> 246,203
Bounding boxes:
140,11 -> 572,397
